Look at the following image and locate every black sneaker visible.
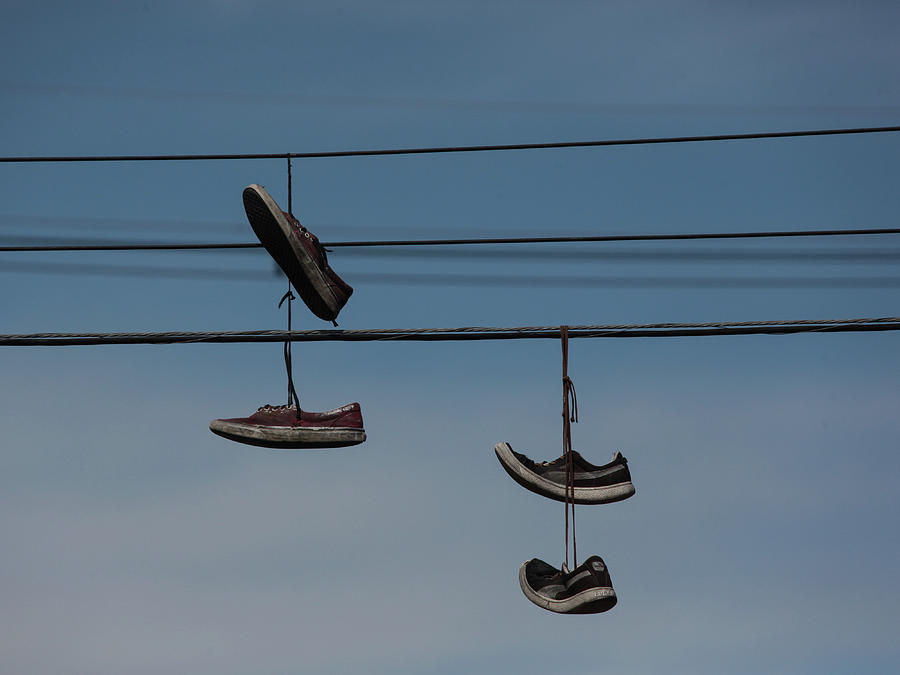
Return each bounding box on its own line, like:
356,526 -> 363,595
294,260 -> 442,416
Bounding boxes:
519,555 -> 617,614
494,442 -> 635,504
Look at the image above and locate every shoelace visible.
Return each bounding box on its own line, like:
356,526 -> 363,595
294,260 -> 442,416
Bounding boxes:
284,211 -> 330,262
278,289 -> 302,418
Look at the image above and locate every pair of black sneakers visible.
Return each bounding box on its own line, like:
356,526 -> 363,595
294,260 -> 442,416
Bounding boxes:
208,185 -> 366,450
494,442 -> 635,614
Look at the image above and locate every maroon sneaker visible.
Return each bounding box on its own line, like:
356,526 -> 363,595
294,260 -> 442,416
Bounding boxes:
243,184 -> 353,322
210,402 -> 365,449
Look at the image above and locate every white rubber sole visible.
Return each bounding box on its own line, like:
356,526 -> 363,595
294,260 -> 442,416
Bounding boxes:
518,562 -> 617,614
494,442 -> 635,504
210,419 -> 366,449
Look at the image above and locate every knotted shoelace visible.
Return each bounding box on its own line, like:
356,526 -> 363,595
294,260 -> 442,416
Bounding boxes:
561,325 -> 579,570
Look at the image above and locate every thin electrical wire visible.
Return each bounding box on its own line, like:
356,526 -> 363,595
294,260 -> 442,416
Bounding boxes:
2,260 -> 898,287
325,247 -> 900,262
6,237 -> 900,261
2,227 -> 899,252
0,214 -> 248,233
0,242 -> 259,252
345,273 -> 900,288
1,318 -> 897,346
3,125 -> 900,163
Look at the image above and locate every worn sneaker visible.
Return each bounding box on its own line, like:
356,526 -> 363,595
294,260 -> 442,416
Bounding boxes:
210,402 -> 365,449
243,184 -> 352,322
494,442 -> 634,504
519,555 -> 617,614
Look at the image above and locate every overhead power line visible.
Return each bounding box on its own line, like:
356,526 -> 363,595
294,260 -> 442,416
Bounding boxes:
2,125 -> 899,163
1,260 -> 897,287
3,234 -> 900,262
1,317 -> 897,346
3,236 -> 900,262
0,242 -> 258,252
2,227 -> 899,252
0,214 -> 248,233
344,274 -> 900,289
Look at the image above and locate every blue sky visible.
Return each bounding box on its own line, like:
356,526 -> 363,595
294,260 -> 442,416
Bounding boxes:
1,2 -> 899,673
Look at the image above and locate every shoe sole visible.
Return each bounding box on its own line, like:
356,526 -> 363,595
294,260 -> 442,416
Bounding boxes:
243,184 -> 340,321
518,562 -> 617,614
494,442 -> 635,504
209,419 -> 366,449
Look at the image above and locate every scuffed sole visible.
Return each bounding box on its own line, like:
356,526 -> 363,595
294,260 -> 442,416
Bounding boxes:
518,562 -> 617,614
210,419 -> 366,449
494,442 -> 635,505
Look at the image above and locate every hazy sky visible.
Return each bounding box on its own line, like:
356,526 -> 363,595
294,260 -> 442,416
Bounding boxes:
1,2 -> 899,673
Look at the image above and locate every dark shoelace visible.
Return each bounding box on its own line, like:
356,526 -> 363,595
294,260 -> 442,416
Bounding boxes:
278,289 -> 301,417
561,325 -> 578,569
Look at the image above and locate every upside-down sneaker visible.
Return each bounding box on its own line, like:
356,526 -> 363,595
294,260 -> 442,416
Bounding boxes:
242,184 -> 352,322
494,442 -> 635,504
519,555 -> 617,614
210,403 -> 365,449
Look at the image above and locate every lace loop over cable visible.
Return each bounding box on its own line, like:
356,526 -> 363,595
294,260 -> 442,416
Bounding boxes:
279,289 -> 301,417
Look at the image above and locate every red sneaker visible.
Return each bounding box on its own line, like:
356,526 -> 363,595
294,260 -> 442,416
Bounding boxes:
210,402 -> 365,449
243,184 -> 352,322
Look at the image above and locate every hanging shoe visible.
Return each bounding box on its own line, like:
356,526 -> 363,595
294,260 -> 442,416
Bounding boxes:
210,402 -> 365,449
519,555 -> 617,614
494,442 -> 634,504
243,184 -> 352,322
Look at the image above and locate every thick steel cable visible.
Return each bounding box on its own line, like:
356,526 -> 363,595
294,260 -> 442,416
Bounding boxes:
1,318 -> 898,346
2,227 -> 899,252
2,125 -> 899,163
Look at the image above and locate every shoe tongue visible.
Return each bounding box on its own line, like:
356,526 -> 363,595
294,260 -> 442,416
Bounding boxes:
560,562 -> 570,574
